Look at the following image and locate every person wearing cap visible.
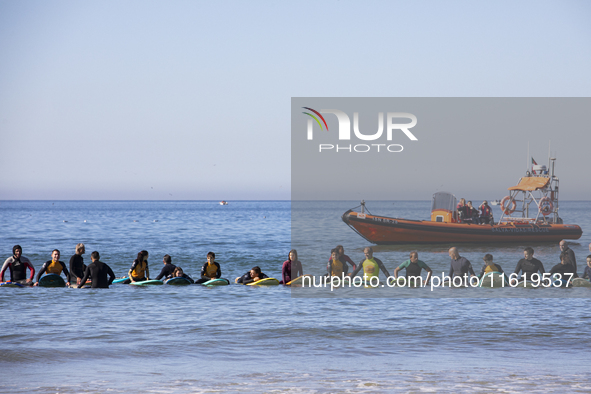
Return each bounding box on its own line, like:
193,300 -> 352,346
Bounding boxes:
1,245 -> 35,285
479,201 -> 493,224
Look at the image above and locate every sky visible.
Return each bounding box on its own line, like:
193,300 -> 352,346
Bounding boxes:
0,0 -> 590,200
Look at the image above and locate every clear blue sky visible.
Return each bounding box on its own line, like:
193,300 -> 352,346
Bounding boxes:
1,0 -> 590,199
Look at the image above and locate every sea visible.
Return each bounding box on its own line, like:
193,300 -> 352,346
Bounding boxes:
1,200 -> 591,393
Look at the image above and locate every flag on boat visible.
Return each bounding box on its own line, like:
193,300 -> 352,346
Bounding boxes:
531,157 -> 538,174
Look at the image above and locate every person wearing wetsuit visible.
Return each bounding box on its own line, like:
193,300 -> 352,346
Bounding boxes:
77,251 -> 115,289
1,245 -> 35,285
349,247 -> 391,285
550,252 -> 577,284
448,247 -> 476,286
194,252 -> 221,284
155,254 -> 176,280
326,248 -> 349,278
69,243 -> 87,285
582,255 -> 591,280
514,246 -> 545,282
123,250 -> 150,284
35,249 -> 71,286
280,249 -> 303,285
166,266 -> 195,283
236,266 -> 269,284
394,251 -> 432,286
327,245 -> 356,273
559,240 -> 577,277
477,254 -> 506,278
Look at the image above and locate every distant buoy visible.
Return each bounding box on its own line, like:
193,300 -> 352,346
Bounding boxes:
133,220 -> 138,222
153,220 -> 158,222
63,220 -> 68,222
83,220 -> 87,223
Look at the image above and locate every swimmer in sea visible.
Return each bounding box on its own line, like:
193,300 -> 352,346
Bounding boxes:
327,245 -> 356,272
69,243 -> 87,285
393,251 -> 432,286
194,252 -> 221,284
34,249 -> 71,286
326,248 -> 348,278
1,245 -> 35,285
236,266 -> 268,284
280,249 -> 303,285
155,254 -> 176,280
349,247 -> 391,285
513,246 -> 545,283
125,250 -> 150,283
77,251 -> 115,289
167,266 -> 194,283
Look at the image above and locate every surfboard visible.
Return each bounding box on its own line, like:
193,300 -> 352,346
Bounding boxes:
479,272 -> 506,288
286,275 -> 311,286
201,278 -> 229,286
112,277 -> 129,284
38,274 -> 66,287
0,281 -> 24,288
572,278 -> 591,288
130,279 -> 163,286
165,277 -> 192,285
246,277 -> 280,286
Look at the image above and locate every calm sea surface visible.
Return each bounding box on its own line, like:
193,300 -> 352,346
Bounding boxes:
1,200 -> 591,393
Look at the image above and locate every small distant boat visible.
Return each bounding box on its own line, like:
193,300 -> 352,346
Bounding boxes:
490,200 -> 501,206
219,201 -> 228,205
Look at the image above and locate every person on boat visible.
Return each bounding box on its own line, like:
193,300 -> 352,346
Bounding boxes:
327,245 -> 356,271
479,201 -> 493,224
581,255 -> 591,280
155,254 -> 176,280
34,249 -> 71,286
1,245 -> 35,285
166,266 -> 194,283
513,247 -> 545,282
393,251 -> 432,286
466,201 -> 480,224
448,247 -> 476,285
349,247 -> 391,283
559,240 -> 577,277
236,266 -> 269,284
456,198 -> 468,222
194,252 -> 221,284
477,254 -> 506,279
280,249 -> 303,285
326,248 -> 349,278
124,250 -> 150,284
549,252 -> 577,284
77,251 -> 115,289
69,243 -> 87,286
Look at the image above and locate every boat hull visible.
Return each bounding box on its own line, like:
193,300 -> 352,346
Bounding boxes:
342,211 -> 582,244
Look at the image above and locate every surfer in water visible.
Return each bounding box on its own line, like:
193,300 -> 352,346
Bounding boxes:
326,248 -> 348,278
167,266 -> 194,283
77,251 -> 115,288
194,252 -> 221,284
280,249 -> 303,285
582,256 -> 591,280
477,254 -> 505,279
513,247 -> 545,283
69,243 -> 87,286
393,251 -> 432,286
327,245 -> 356,272
1,245 -> 35,285
349,247 -> 391,285
155,254 -> 176,280
124,250 -> 150,284
35,249 -> 71,287
236,266 -> 268,284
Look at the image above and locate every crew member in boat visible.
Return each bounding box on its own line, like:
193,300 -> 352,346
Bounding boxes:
326,248 -> 349,277
280,249 -> 303,285
155,254 -> 176,280
479,201 -> 493,224
513,247 -> 545,282
456,198 -> 468,222
393,251 -> 432,286
236,266 -> 268,284
349,247 -> 391,283
477,254 -> 506,279
581,256 -> 591,280
1,245 -> 35,285
34,249 -> 71,286
194,252 -> 222,284
448,247 -> 476,285
466,201 -> 480,224
549,252 -> 577,284
167,266 -> 194,283
124,250 -> 150,284
327,245 -> 356,271
77,251 -> 115,289
559,240 -> 577,276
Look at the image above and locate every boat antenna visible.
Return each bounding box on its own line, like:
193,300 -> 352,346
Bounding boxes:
548,140 -> 551,167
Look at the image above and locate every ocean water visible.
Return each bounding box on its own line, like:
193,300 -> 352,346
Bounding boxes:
1,200 -> 591,393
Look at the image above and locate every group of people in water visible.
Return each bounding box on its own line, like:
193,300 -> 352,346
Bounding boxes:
2,241 -> 590,289
457,198 -> 493,224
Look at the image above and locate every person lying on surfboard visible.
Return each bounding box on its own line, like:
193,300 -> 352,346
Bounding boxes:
280,249 -> 303,285
166,266 -> 194,283
236,266 -> 268,284
34,249 -> 71,287
194,252 -> 221,284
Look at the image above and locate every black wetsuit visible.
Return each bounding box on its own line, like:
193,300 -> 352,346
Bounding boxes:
582,266 -> 591,280
449,256 -> 475,277
155,264 -> 176,280
550,262 -> 576,278
237,271 -> 268,284
37,260 -> 70,283
78,261 -> 115,288
69,254 -> 87,280
514,258 -> 545,282
561,247 -> 577,277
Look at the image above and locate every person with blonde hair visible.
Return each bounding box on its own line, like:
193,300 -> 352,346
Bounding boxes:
69,243 -> 87,285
